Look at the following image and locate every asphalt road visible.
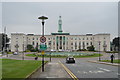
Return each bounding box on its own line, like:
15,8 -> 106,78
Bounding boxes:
59,58 -> 118,79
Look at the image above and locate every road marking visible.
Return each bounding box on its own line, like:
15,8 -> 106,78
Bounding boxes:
88,70 -> 104,73
83,71 -> 87,74
97,71 -> 104,73
59,61 -> 79,80
99,68 -> 111,72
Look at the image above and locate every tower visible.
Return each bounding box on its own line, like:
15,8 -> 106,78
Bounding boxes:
58,16 -> 63,33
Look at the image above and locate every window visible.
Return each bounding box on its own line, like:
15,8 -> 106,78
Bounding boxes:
36,42 -> 38,46
71,43 -> 73,45
53,42 -> 55,45
32,41 -> 34,45
71,38 -> 73,40
87,38 -> 88,40
75,38 -> 77,40
87,43 -> 89,45
79,38 -> 81,40
16,38 -> 18,39
48,38 -> 51,40
91,42 -> 92,45
71,47 -> 73,49
37,38 -> 38,40
83,38 -> 84,40
53,38 -> 55,40
33,38 -> 34,40
91,38 -> 92,40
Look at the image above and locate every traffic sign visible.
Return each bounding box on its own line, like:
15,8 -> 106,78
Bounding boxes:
40,44 -> 47,50
40,36 -> 46,43
41,51 -> 45,55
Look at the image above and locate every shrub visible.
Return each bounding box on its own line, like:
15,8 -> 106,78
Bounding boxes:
87,45 -> 95,51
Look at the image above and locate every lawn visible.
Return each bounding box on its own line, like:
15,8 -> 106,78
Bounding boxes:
101,59 -> 120,63
2,59 -> 47,79
26,53 -> 103,58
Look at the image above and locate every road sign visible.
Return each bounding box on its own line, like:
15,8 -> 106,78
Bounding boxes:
40,44 -> 47,50
40,36 -> 46,43
41,51 -> 45,55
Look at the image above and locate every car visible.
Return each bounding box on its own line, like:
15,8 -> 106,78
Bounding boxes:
66,56 -> 75,63
13,52 -> 18,55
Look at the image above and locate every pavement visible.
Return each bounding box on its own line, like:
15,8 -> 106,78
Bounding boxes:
29,61 -> 71,78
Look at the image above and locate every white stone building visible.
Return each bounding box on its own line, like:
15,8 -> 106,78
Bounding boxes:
10,16 -> 110,52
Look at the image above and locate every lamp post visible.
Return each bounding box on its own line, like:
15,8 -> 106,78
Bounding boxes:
98,41 -> 101,61
49,41 -> 51,62
38,16 -> 48,72
22,43 -> 24,60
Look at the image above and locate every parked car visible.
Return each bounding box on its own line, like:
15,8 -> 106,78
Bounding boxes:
66,56 -> 75,63
13,52 -> 18,55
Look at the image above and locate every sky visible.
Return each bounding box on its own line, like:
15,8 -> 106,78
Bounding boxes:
0,1 -> 118,40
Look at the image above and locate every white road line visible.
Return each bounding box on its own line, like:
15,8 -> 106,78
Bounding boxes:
83,71 -> 87,74
89,70 -> 104,73
97,71 -> 104,73
99,68 -> 111,72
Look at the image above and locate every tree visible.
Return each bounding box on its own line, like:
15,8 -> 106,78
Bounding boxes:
112,37 -> 119,51
112,37 -> 119,47
87,45 -> 95,51
27,44 -> 34,51
2,33 -> 10,52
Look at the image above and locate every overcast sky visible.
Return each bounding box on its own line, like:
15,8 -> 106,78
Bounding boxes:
0,2 -> 118,40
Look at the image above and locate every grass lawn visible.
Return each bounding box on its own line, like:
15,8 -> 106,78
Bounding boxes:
2,59 -> 47,79
26,53 -> 103,58
101,59 -> 120,63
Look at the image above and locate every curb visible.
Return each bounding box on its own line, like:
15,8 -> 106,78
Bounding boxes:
88,60 -> 120,66
26,61 -> 48,78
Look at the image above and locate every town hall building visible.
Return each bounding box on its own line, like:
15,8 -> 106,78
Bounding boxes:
11,16 -> 110,52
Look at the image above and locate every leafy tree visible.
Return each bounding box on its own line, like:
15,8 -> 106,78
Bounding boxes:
2,33 -> 10,51
27,44 -> 34,51
112,37 -> 119,47
112,37 -> 119,51
87,45 -> 95,51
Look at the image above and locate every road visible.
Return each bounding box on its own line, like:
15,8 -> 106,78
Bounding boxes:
2,52 -> 119,79
59,58 -> 118,79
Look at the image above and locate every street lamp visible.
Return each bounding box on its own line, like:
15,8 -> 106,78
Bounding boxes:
98,41 -> 101,61
49,41 -> 51,62
38,16 -> 48,72
22,43 -> 24,60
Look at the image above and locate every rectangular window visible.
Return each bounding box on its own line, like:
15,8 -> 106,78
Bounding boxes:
37,38 -> 38,40
87,38 -> 88,40
91,42 -> 92,45
91,38 -> 92,40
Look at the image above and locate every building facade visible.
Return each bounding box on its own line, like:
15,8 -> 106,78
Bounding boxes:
11,16 -> 110,52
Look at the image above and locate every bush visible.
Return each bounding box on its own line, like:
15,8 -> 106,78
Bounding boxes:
105,51 -> 118,53
7,52 -> 13,54
87,45 -> 95,51
25,50 -> 31,52
80,49 -> 87,51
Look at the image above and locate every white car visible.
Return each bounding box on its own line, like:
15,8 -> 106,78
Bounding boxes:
13,52 -> 18,55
